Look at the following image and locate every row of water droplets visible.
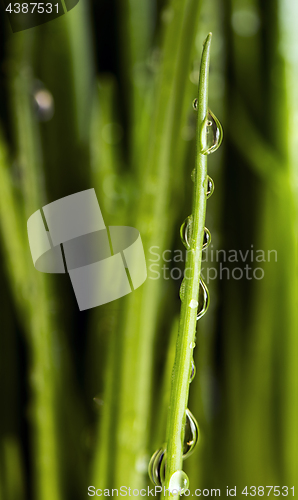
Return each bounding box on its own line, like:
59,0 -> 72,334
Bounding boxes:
148,101 -> 223,495
148,409 -> 199,492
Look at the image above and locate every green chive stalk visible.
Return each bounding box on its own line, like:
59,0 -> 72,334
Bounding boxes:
164,33 -> 212,497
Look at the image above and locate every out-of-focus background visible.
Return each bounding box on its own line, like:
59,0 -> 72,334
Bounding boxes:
0,0 -> 298,498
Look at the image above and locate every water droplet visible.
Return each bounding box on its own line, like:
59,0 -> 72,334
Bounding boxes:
33,88 -> 54,122
169,470 -> 189,495
201,109 -> 223,155
191,168 -> 196,183
190,359 -> 196,382
197,279 -> 210,320
183,409 -> 199,458
206,176 -> 214,198
189,299 -> 198,310
192,98 -> 198,110
203,227 -> 211,250
189,341 -> 196,349
148,448 -> 166,486
179,279 -> 186,302
180,215 -> 193,250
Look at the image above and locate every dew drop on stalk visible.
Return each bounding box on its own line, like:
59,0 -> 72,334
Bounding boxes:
190,359 -> 196,382
183,409 -> 199,458
148,448 -> 166,486
201,109 -> 223,155
192,98 -> 198,110
197,279 -> 210,320
203,227 -> 211,249
169,470 -> 189,494
180,215 -> 193,250
189,300 -> 198,310
33,87 -> 55,122
206,176 -> 214,198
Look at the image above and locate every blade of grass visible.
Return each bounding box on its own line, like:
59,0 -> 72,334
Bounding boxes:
164,33 -> 212,497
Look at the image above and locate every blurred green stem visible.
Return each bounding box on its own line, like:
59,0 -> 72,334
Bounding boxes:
0,32 -> 63,500
114,0 -> 202,489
